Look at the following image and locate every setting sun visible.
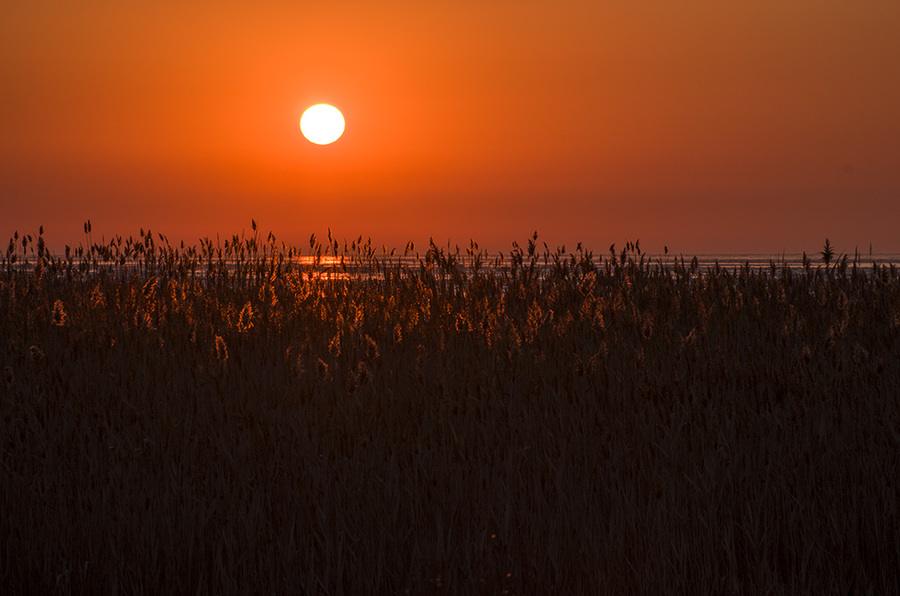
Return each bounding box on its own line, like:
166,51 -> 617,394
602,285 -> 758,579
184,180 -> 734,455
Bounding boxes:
4,2 -> 900,591
300,104 -> 345,145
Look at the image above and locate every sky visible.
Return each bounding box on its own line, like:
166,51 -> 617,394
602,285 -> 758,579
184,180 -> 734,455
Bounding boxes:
3,0 -> 899,255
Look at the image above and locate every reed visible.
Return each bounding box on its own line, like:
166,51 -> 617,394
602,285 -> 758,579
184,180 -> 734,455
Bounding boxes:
1,225 -> 899,594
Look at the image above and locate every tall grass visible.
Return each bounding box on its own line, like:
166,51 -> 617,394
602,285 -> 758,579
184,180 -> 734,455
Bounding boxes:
2,225 -> 899,594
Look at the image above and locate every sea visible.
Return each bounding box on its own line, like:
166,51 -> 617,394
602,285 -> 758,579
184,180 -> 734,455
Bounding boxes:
7,252 -> 900,280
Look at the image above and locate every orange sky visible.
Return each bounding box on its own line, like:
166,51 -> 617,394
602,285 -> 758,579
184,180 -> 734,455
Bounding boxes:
3,1 -> 899,254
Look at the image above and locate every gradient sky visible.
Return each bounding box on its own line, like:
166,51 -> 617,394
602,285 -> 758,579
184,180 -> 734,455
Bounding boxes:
3,1 -> 899,254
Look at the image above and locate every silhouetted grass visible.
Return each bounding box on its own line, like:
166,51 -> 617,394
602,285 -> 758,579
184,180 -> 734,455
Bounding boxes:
2,225 -> 899,594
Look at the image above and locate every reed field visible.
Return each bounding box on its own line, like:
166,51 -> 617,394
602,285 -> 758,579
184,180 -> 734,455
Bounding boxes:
2,224 -> 899,594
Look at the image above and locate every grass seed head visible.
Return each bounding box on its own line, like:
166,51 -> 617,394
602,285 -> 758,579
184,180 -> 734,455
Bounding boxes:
355,361 -> 371,387
364,335 -> 380,360
238,302 -> 254,332
328,334 -> 341,357
142,277 -> 158,300
315,358 -> 329,380
215,335 -> 228,363
90,284 -> 106,309
29,345 -> 45,362
51,299 -> 67,327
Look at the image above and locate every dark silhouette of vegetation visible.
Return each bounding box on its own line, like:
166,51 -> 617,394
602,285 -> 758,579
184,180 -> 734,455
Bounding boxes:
821,237 -> 835,266
2,225 -> 899,594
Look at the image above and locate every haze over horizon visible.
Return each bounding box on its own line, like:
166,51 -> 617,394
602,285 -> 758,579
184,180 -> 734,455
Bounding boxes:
3,1 -> 899,255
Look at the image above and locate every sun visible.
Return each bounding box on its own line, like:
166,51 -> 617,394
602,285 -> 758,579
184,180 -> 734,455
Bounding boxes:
300,104 -> 345,145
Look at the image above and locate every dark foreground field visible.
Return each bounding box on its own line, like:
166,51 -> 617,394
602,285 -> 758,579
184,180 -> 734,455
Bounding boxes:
2,229 -> 899,594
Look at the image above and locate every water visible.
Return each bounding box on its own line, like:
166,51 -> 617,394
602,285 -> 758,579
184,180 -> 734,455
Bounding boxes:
294,252 -> 900,280
652,252 -> 900,271
7,252 -> 900,280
